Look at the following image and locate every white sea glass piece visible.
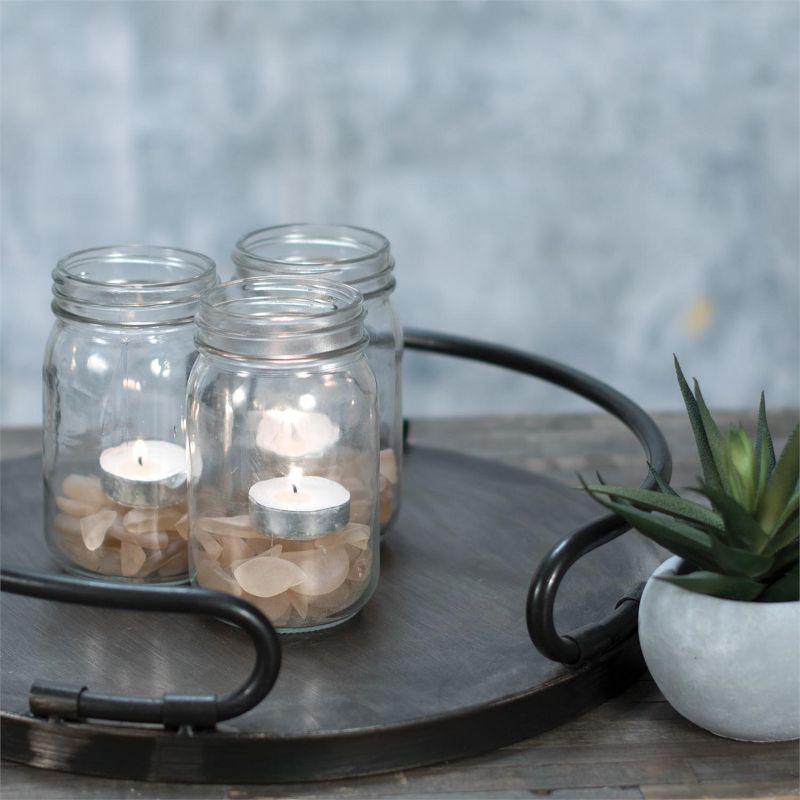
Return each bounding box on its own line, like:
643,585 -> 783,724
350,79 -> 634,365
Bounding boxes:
121,541 -> 147,577
282,546 -> 349,597
80,509 -> 117,551
316,523 -> 370,552
158,549 -> 189,577
175,514 -> 189,540
196,558 -> 242,595
241,590 -> 292,623
55,496 -> 101,518
123,506 -> 184,534
307,582 -> 352,611
233,556 -> 305,598
288,591 -> 309,620
349,500 -> 372,525
348,549 -> 372,583
200,516 -> 263,539
196,530 -> 223,559
62,474 -> 106,506
379,448 -> 398,485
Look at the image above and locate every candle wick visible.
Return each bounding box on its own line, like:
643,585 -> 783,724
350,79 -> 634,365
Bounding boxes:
137,456 -> 143,467
292,484 -> 298,494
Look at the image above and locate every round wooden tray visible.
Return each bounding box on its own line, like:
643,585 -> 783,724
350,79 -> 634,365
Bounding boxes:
1,446 -> 662,783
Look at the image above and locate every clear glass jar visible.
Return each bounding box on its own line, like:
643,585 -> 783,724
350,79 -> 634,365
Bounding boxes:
232,224 -> 402,535
187,277 -> 380,632
43,245 -> 217,583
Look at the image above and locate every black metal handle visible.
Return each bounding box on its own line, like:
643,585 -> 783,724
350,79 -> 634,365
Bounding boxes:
0,568 -> 282,728
404,328 -> 672,666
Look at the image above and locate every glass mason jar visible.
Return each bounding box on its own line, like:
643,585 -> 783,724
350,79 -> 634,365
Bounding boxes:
232,224 -> 402,536
43,245 -> 217,583
187,277 -> 380,632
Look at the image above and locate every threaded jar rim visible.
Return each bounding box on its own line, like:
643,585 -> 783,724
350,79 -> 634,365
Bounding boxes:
52,245 -> 217,326
232,224 -> 394,298
195,277 -> 367,361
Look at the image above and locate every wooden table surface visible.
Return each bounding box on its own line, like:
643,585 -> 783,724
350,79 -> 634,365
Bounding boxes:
1,410 -> 798,800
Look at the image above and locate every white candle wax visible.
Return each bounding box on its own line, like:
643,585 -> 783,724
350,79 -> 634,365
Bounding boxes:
249,474 -> 350,538
100,439 -> 187,507
256,407 -> 340,458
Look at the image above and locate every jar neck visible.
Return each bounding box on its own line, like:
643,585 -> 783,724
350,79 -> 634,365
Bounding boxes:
52,245 -> 217,326
232,224 -> 395,299
195,277 -> 367,362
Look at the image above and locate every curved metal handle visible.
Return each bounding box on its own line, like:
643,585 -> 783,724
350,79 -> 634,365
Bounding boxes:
0,568 -> 282,728
404,328 -> 672,666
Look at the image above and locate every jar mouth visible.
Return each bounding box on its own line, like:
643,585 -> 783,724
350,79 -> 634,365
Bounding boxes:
196,277 -> 367,361
232,224 -> 394,297
53,245 -> 218,325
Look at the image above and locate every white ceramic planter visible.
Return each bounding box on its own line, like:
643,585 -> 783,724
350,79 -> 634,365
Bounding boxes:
639,556 -> 800,742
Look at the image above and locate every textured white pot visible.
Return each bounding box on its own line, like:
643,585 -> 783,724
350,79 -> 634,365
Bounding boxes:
639,556 -> 800,742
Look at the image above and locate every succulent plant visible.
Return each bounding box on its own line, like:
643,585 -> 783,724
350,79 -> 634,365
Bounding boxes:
583,358 -> 798,602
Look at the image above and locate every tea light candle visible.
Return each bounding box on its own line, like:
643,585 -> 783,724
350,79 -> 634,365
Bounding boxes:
256,406 -> 340,458
100,439 -> 187,507
249,472 -> 350,539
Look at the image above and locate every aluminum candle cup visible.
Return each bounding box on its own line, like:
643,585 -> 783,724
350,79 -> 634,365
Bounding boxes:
248,475 -> 350,539
100,440 -> 187,508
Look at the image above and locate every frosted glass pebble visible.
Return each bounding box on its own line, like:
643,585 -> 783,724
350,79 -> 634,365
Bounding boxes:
175,514 -> 189,540
62,474 -> 106,505
137,541 -> 184,578
196,530 -> 223,559
233,556 -> 306,598
379,448 -> 398,485
55,496 -> 102,518
195,557 -> 241,595
282,546 -> 349,597
107,520 -> 170,550
379,486 -> 395,525
316,523 -> 370,552
123,506 -> 184,534
199,515 -> 263,539
307,582 -> 352,611
220,536 -> 256,566
95,550 -> 123,575
349,500 -> 372,525
80,509 -> 117,551
288,591 -> 309,620
158,549 -> 189,577
348,550 -> 372,583
121,541 -> 147,577
241,590 -> 292,624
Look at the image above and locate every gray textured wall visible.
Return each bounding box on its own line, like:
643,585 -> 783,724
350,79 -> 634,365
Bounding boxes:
2,1 -> 798,425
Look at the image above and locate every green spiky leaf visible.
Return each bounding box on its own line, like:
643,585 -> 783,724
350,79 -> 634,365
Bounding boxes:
647,462 -> 679,497
766,539 -> 799,578
758,566 -> 799,602
757,425 -> 799,532
695,484 -> 769,552
584,484 -> 724,532
693,379 -> 728,491
755,391 -> 777,474
674,357 -> 723,490
658,571 -> 764,601
763,493 -> 799,556
583,482 -> 718,571
710,537 -> 774,578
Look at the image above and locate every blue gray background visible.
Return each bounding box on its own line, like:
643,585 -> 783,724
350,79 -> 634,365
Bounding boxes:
2,0 -> 798,424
